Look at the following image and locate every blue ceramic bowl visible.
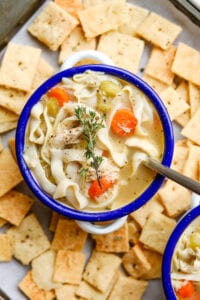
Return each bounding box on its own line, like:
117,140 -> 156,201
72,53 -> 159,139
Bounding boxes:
15,64 -> 174,222
162,205 -> 200,299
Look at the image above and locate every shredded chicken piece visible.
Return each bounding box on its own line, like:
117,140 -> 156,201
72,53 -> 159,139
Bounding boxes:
86,157 -> 119,182
49,123 -> 83,148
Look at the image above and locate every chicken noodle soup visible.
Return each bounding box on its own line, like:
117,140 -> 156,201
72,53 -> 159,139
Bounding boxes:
171,217 -> 200,299
24,70 -> 164,212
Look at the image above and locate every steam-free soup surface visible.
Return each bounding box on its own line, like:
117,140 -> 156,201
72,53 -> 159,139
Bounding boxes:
24,70 -> 164,211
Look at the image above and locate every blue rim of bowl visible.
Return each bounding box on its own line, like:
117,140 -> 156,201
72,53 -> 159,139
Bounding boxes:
162,205 -> 200,299
16,64 -> 174,222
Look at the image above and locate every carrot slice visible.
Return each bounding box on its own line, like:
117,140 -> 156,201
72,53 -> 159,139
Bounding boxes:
111,109 -> 137,137
48,87 -> 70,106
88,176 -> 117,200
177,281 -> 195,298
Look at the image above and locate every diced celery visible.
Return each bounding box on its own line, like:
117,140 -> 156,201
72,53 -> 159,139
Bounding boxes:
190,232 -> 200,249
100,80 -> 120,97
97,92 -> 112,112
46,97 -> 59,117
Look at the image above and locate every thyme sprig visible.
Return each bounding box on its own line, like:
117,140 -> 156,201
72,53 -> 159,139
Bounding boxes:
75,106 -> 105,187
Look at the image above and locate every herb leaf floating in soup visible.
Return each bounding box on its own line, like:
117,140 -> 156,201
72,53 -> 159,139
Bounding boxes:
24,70 -> 164,211
171,217 -> 200,299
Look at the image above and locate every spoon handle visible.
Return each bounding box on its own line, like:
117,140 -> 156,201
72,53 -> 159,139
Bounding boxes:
145,157 -> 200,195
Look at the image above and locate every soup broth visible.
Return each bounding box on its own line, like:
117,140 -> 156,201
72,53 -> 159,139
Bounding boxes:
24,70 -> 164,212
171,217 -> 200,299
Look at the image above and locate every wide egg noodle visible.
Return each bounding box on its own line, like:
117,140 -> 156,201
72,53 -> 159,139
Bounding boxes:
54,178 -> 88,209
40,105 -> 53,164
29,101 -> 45,144
125,136 -> 159,158
50,149 -> 66,184
97,127 -> 128,167
129,87 -> 154,137
24,143 -> 56,195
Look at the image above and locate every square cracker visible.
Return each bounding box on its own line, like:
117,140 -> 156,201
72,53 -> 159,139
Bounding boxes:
78,1 -> 126,38
127,219 -> 141,245
0,86 -> 29,115
0,107 -> 18,134
139,211 -> 176,254
130,194 -> 164,228
55,284 -> 79,300
118,3 -> 149,36
181,107 -> 200,145
136,12 -> 182,50
98,31 -> 144,74
172,42 -> 200,87
0,121 -> 17,134
0,106 -> 18,123
53,250 -> 85,284
160,87 -> 189,121
171,142 -> 189,173
0,234 -> 12,261
55,0 -> 83,19
0,190 -> 34,226
83,250 -> 121,293
7,213 -> 50,265
0,148 -> 23,197
28,2 -> 78,51
108,274 -> 148,300
140,249 -> 162,280
59,26 -> 96,65
51,219 -> 88,251
76,271 -> 119,300
49,211 -> 66,232
189,82 -> 200,117
19,271 -> 55,300
32,250 -> 62,291
183,145 -> 200,180
92,223 -> 129,253
145,45 -> 176,85
32,57 -> 55,90
158,181 -> 191,218
122,244 -> 151,278
0,42 -> 41,92
175,81 -> 190,127
142,74 -> 169,95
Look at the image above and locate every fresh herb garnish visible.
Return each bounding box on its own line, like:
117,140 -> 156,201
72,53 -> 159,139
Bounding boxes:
75,106 -> 105,187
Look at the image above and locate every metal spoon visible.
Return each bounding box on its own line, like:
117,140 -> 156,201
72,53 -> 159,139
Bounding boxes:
144,157 -> 200,195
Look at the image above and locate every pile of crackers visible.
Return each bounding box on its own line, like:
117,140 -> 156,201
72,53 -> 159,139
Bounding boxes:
0,0 -> 200,299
